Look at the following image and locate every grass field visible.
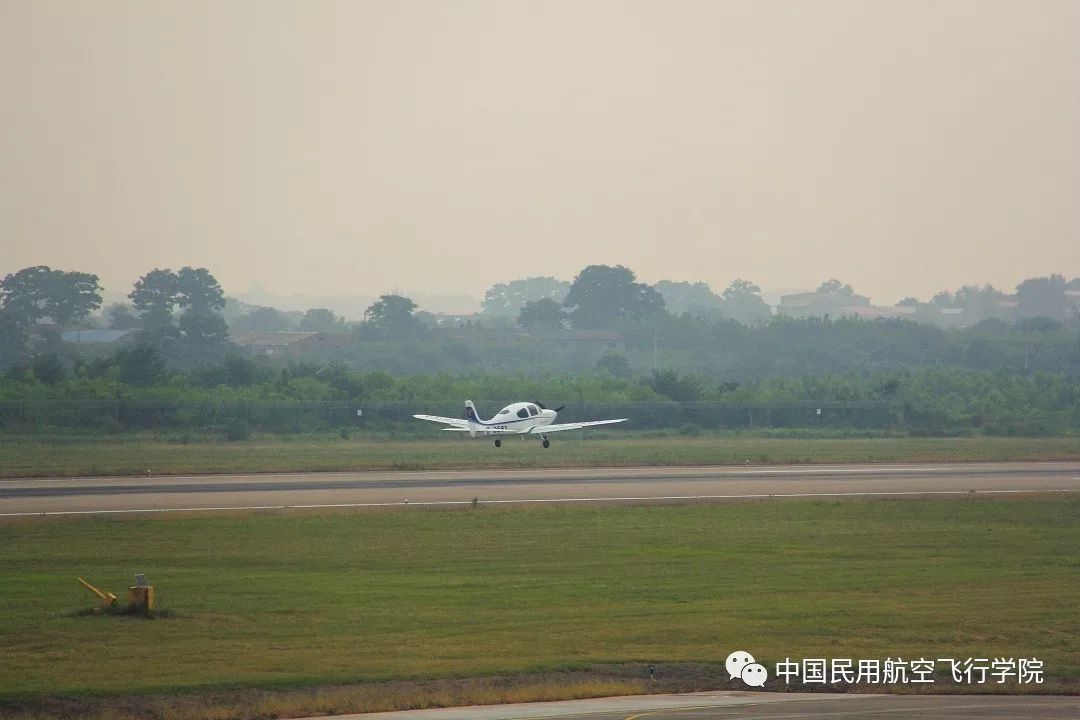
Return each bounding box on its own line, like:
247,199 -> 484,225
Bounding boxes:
2,434 -> 1080,478
1,497 -> 1077,718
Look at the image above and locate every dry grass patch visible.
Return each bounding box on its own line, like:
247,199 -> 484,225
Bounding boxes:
1,673 -> 649,720
3,434 -> 1080,478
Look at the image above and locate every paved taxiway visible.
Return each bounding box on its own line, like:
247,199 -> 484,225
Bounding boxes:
311,691 -> 1080,720
2,462 -> 1079,516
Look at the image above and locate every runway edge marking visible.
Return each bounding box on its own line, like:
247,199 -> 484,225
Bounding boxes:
2,488 -> 1078,517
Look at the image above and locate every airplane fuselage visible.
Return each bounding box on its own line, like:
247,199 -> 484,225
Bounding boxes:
467,401 -> 556,435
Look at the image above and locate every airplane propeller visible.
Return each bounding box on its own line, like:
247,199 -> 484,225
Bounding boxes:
534,401 -> 565,413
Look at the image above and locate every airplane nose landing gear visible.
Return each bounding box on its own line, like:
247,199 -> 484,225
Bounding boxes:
541,435 -> 550,449
494,438 -> 502,448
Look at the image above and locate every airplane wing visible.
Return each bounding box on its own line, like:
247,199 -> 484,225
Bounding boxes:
414,415 -> 524,434
531,419 -> 627,433
413,414 -> 471,429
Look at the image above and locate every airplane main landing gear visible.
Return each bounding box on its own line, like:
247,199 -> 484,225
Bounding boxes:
494,438 -> 502,448
541,435 -> 550,449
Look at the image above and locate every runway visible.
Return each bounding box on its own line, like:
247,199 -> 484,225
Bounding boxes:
309,691 -> 1080,720
2,461 -> 1079,516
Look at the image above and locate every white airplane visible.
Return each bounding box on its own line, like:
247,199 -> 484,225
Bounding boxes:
414,400 -> 627,448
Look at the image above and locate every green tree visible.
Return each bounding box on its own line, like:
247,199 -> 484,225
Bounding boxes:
0,267 -> 51,365
1015,274 -> 1069,321
129,269 -> 180,336
647,369 -> 702,401
818,278 -> 856,296
595,353 -> 633,378
0,266 -> 102,327
563,265 -> 666,328
39,269 -> 101,325
0,310 -> 26,367
482,277 -> 569,317
31,353 -> 67,383
722,279 -> 762,300
0,266 -> 103,365
44,270 -> 102,326
953,284 -> 1006,323
232,306 -> 291,332
105,303 -> 140,330
443,339 -> 475,364
298,308 -> 342,332
176,267 -> 225,315
176,266 -> 228,353
115,343 -> 166,386
221,353 -> 263,386
721,279 -> 772,325
930,291 -> 954,307
0,266 -> 52,325
517,298 -> 565,330
364,294 -> 421,335
654,280 -> 724,315
179,311 -> 229,353
192,352 -> 272,387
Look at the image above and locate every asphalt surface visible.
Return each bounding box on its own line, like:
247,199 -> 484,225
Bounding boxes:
311,691 -> 1080,720
2,462 -> 1079,516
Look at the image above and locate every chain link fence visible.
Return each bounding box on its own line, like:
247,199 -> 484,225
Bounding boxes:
0,399 -> 904,433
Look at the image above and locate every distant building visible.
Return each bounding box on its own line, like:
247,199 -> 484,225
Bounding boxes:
836,306 -> 907,320
895,299 -> 1021,327
231,331 -> 346,359
777,292 -> 873,319
936,307 -> 967,327
431,313 -> 481,327
61,329 -> 135,345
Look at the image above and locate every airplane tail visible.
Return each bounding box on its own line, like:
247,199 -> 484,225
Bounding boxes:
464,400 -> 480,422
464,400 -> 480,437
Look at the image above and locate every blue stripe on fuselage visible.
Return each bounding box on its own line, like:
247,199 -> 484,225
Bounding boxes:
470,414 -> 546,427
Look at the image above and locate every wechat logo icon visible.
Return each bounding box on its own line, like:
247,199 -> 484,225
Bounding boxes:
726,650 -> 768,687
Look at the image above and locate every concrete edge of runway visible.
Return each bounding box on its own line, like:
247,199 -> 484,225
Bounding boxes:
317,691 -> 854,720
5,459 -> 1080,486
3,486 -> 1079,519
3,461 -> 1079,518
299,690 -> 1080,720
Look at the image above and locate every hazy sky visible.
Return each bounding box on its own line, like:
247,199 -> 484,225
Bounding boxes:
3,1 -> 1078,308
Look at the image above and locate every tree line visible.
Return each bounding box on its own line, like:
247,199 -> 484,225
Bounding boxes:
0,265 -> 230,367
1,359 -> 1076,436
2,263 -> 1079,382
480,267 -> 775,327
